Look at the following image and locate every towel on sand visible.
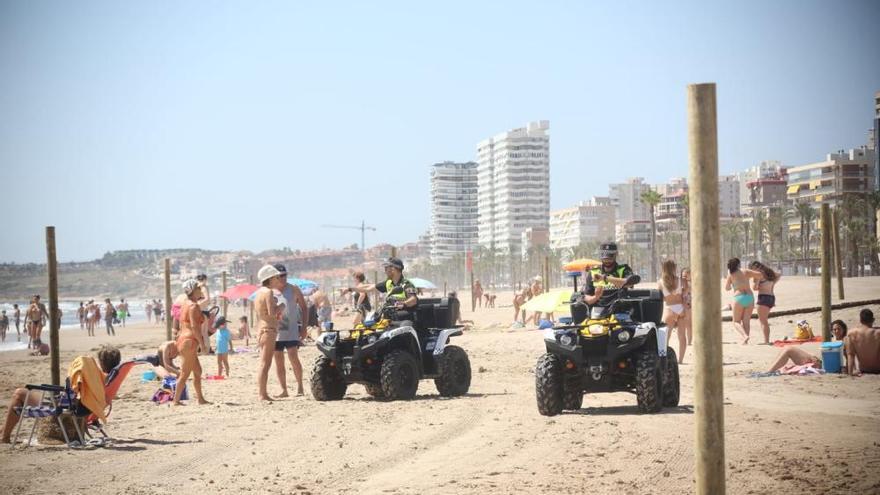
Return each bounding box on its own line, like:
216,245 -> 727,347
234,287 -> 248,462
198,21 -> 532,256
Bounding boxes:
772,336 -> 823,347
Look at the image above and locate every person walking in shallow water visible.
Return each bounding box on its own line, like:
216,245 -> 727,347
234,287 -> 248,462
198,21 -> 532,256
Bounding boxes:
13,304 -> 21,341
104,298 -> 116,336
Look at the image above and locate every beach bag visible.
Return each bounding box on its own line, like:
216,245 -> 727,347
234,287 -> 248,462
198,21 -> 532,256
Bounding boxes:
152,376 -> 188,404
794,320 -> 814,340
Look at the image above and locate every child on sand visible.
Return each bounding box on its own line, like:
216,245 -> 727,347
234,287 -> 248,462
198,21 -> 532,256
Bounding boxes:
238,316 -> 251,347
0,310 -> 8,342
214,317 -> 232,377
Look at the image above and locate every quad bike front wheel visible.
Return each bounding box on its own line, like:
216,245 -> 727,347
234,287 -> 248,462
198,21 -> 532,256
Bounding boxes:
380,350 -> 420,400
562,374 -> 584,411
310,356 -> 347,401
662,347 -> 680,407
634,348 -> 662,413
434,345 -> 472,397
535,353 -> 564,416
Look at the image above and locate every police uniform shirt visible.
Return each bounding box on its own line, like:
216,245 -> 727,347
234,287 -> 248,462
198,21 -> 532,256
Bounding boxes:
582,263 -> 634,296
375,278 -> 419,319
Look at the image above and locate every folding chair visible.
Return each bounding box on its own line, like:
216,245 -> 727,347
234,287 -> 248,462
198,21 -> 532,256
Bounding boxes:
83,359 -> 150,439
11,381 -> 85,449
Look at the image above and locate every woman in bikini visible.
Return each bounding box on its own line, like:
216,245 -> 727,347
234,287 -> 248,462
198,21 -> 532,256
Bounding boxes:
749,261 -> 781,345
172,279 -> 209,406
26,296 -> 47,349
724,258 -> 761,345
255,265 -> 284,401
658,260 -> 687,364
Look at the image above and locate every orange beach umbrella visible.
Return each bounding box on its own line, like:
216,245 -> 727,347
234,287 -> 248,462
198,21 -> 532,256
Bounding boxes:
563,258 -> 601,272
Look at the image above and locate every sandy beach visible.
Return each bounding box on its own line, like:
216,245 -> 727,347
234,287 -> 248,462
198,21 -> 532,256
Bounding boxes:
1,276 -> 879,494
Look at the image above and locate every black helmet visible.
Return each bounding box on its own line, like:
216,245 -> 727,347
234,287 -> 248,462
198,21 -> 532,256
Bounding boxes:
383,257 -> 404,271
598,242 -> 618,259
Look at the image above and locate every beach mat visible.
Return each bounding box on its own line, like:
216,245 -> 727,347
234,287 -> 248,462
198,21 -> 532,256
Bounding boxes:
772,336 -> 823,347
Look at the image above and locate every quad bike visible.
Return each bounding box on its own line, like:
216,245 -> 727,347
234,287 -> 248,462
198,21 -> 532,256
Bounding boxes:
311,296 -> 471,401
535,275 -> 680,416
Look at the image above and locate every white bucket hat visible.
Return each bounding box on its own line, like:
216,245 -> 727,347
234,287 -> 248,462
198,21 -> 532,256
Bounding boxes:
258,264 -> 282,283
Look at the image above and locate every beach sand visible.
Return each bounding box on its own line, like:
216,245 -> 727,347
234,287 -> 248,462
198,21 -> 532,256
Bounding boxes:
1,276 -> 879,494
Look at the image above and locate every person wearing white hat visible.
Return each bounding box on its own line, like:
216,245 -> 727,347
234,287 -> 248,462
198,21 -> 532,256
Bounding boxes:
254,264 -> 285,401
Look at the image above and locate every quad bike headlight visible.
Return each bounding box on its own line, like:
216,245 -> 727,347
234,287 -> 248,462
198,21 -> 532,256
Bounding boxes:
321,332 -> 337,347
588,324 -> 606,336
366,334 -> 378,344
559,333 -> 574,346
617,330 -> 631,343
339,330 -> 351,340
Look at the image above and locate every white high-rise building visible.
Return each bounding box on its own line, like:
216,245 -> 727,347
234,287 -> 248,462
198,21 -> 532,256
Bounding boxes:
430,161 -> 479,263
718,175 -> 741,218
477,121 -> 550,253
609,177 -> 650,223
549,201 -> 616,250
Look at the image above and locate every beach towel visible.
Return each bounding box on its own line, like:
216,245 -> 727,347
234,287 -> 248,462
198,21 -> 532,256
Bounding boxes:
151,376 -> 187,404
772,336 -> 823,347
780,363 -> 825,376
68,356 -> 108,422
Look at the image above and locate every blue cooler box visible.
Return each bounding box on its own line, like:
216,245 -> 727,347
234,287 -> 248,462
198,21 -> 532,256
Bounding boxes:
821,341 -> 843,373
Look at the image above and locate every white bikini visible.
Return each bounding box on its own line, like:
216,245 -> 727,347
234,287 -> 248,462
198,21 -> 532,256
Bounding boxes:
661,278 -> 685,315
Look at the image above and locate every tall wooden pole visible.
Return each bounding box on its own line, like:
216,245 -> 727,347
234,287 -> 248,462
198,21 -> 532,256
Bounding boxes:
222,271 -> 228,318
820,204 -> 832,341
164,258 -> 172,341
46,226 -> 61,386
831,208 -> 844,300
687,83 -> 725,495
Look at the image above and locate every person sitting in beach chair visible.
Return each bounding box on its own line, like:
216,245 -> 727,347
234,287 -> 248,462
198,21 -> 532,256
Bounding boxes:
84,355 -> 154,439
2,345 -> 120,445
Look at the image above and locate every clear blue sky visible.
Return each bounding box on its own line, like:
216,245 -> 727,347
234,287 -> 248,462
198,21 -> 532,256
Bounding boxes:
2,1 -> 878,263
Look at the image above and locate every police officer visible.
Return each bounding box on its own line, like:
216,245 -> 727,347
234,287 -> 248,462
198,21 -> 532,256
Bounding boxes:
582,242 -> 635,305
348,257 -> 418,327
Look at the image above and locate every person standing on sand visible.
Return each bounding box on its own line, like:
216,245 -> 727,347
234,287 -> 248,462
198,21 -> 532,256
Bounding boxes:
103,298 -> 116,336
750,261 -> 781,345
195,275 -> 213,354
272,264 -> 309,397
312,288 -> 332,332
77,302 -> 85,330
172,279 -> 210,406
0,311 -> 8,342
117,298 -> 129,327
254,265 -> 283,402
512,287 -> 530,325
658,260 -> 686,364
26,295 -> 48,349
13,304 -> 21,341
680,268 -> 692,346
472,279 -> 483,310
725,258 -> 759,345
145,300 -> 153,324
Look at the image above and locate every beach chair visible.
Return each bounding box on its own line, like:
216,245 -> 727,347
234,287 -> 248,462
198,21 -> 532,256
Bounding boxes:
83,358 -> 151,439
11,380 -> 86,449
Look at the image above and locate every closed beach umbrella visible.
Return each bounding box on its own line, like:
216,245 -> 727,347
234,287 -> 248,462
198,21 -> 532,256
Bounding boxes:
408,277 -> 437,289
521,290 -> 572,314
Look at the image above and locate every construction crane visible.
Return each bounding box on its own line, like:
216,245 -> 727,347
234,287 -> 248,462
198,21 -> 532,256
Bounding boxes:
320,220 -> 377,251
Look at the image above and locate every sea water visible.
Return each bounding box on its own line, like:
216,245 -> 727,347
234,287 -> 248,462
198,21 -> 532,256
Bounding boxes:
0,300 -> 151,352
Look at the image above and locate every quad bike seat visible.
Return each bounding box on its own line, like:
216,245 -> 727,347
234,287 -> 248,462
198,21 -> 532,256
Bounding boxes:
414,297 -> 460,330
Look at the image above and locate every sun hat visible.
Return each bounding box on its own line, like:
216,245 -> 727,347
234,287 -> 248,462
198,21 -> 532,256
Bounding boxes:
182,279 -> 199,295
258,264 -> 282,283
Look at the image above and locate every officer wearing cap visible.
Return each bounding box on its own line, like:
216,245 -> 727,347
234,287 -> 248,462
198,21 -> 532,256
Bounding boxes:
582,242 -> 634,305
348,257 -> 418,326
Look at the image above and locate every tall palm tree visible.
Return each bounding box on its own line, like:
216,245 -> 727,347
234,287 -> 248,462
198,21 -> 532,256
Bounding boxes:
794,203 -> 816,273
765,207 -> 785,261
751,209 -> 767,260
640,189 -> 663,280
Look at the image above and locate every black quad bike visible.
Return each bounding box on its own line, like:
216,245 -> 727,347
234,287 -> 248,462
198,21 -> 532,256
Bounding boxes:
310,296 -> 472,401
534,275 -> 680,416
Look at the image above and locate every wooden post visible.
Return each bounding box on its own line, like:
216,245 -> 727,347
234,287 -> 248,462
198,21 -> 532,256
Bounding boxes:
687,83 -> 725,495
820,203 -> 832,341
46,226 -> 61,386
831,208 -> 844,300
222,271 -> 228,318
390,246 -> 397,258
544,256 -> 550,291
164,258 -> 172,341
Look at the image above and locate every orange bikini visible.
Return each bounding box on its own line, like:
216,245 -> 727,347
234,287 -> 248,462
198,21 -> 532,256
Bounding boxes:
176,300 -> 204,352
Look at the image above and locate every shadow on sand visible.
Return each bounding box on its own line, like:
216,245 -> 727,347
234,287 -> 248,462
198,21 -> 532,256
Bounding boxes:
567,404 -> 695,416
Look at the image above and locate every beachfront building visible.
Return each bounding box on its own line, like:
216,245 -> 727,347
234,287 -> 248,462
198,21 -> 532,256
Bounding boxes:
477,121 -> 550,254
718,175 -> 741,218
609,177 -> 650,224
429,161 -> 479,263
872,91 -> 880,191
548,201 -> 616,251
744,174 -> 789,213
786,147 -> 876,208
616,220 -> 652,249
738,160 -> 785,210
521,227 -> 550,259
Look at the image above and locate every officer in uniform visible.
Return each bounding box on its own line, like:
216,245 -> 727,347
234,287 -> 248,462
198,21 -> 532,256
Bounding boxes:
582,242 -> 635,306
348,257 -> 418,327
